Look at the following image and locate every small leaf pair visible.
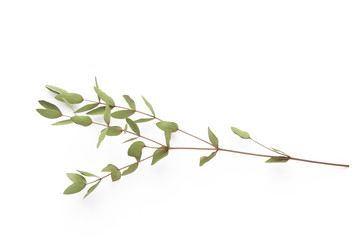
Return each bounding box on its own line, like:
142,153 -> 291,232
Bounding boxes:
36,100 -> 62,119
156,121 -> 178,147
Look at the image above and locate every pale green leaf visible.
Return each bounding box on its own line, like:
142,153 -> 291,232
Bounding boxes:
38,100 -> 61,112
165,131 -> 171,147
156,121 -> 178,132
55,93 -> 83,104
102,164 -> 121,182
71,116 -> 92,126
122,163 -> 138,176
265,157 -> 289,163
84,181 -> 100,199
123,124 -> 128,134
126,118 -> 140,135
66,173 -> 86,183
52,120 -> 73,125
94,76 -> 100,102
104,126 -> 123,136
62,97 -> 74,111
231,127 -> 250,139
77,170 -> 99,178
111,110 -> 135,119
123,95 -> 136,110
94,87 -> 115,107
86,106 -> 106,115
36,109 -> 62,119
199,151 -> 217,166
46,85 -> 68,94
270,148 -> 290,157
63,182 -> 86,195
97,128 -> 108,148
151,147 -> 169,165
128,141 -> 145,161
104,104 -> 111,125
74,103 -> 99,113
122,137 -> 138,144
208,127 -> 219,147
142,96 -> 155,116
134,118 -> 154,123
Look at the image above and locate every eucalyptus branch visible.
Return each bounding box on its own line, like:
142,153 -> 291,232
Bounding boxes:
36,79 -> 349,199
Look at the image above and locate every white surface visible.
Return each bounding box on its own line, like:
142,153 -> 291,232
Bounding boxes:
1,1 -> 359,239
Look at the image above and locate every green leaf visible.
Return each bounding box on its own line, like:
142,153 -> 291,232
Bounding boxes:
77,170 -> 99,178
104,126 -> 123,136
102,164 -> 121,182
94,76 -> 100,102
94,86 -> 115,107
66,173 -> 86,183
270,148 -> 290,157
123,124 -> 128,134
231,127 -> 250,139
63,182 -> 86,195
74,103 -> 99,113
123,95 -> 136,110
134,118 -> 154,123
38,100 -> 61,112
71,116 -> 92,126
165,131 -> 171,147
55,93 -> 83,104
62,97 -> 74,111
156,121 -> 178,132
199,151 -> 217,166
122,163 -> 138,176
46,85 -> 68,94
84,181 -> 100,199
122,137 -> 138,144
97,128 -> 108,148
126,118 -> 140,135
52,120 -> 73,125
265,157 -> 289,163
151,147 -> 169,165
208,127 -> 219,147
104,104 -> 111,125
142,96 -> 155,116
86,106 -> 106,115
128,141 -> 145,161
36,109 -> 62,119
111,110 -> 135,119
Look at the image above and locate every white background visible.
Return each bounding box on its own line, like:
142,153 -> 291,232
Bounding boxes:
1,1 -> 359,239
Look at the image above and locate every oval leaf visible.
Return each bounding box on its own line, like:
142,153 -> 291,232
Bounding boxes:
66,173 -> 86,183
77,170 -> 99,178
142,96 -> 155,116
126,118 -> 140,135
123,95 -> 136,110
84,181 -> 100,199
265,157 -> 289,163
208,127 -> 219,147
134,118 -> 154,123
63,182 -> 86,195
151,147 -> 169,165
36,109 -> 62,119
156,121 -> 178,132
94,87 -> 115,107
104,104 -> 111,126
38,100 -> 61,112
199,151 -> 217,166
165,131 -> 172,147
55,93 -> 83,104
231,127 -> 250,139
71,116 -> 92,126
111,110 -> 135,119
46,85 -> 68,94
122,163 -> 138,176
74,103 -> 99,113
128,141 -> 145,161
52,119 -> 73,125
97,128 -> 108,148
105,126 -> 123,136
86,106 -> 106,115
